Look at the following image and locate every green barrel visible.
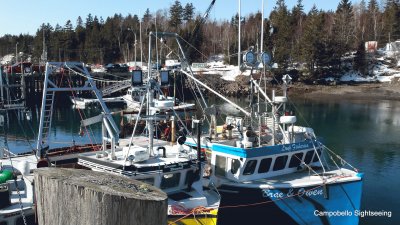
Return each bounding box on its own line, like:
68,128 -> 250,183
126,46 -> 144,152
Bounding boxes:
0,170 -> 13,184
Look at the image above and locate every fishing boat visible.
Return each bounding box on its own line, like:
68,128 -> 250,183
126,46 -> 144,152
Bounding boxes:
0,150 -> 36,225
122,75 -> 195,112
70,96 -> 125,108
184,70 -> 364,225
77,32 -> 220,225
0,61 -> 119,225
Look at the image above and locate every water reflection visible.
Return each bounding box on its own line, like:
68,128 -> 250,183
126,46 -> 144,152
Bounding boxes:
2,97 -> 400,224
294,98 -> 400,225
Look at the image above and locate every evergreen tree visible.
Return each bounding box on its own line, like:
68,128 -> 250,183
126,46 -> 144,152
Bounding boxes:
183,3 -> 195,21
270,0 -> 292,67
354,42 -> 367,75
291,0 -> 305,63
333,0 -> 354,63
382,0 -> 400,44
85,14 -> 94,30
143,8 -> 152,23
300,6 -> 322,76
169,0 -> 183,28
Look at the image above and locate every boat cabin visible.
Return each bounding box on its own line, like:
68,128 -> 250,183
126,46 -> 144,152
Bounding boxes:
209,141 -> 323,182
127,86 -> 147,102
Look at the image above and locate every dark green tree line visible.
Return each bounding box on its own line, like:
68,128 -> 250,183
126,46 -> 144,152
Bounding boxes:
0,0 -> 399,81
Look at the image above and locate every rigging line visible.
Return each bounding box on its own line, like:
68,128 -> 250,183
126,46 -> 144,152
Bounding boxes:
65,70 -> 97,149
176,34 -> 209,60
310,139 -> 326,174
66,67 -> 129,83
154,34 -> 209,112
154,86 -> 193,137
124,83 -> 148,164
171,58 -> 209,125
323,144 -> 358,172
3,127 -> 28,225
79,73 -> 129,83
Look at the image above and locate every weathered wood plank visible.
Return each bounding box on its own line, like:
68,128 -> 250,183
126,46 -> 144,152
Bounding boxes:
34,168 -> 167,225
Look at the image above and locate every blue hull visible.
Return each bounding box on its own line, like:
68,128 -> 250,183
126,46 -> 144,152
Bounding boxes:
217,179 -> 363,225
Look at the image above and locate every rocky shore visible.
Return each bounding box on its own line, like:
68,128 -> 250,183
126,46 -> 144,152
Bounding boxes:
194,73 -> 400,101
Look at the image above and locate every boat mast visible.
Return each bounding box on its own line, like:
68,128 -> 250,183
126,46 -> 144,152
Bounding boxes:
238,0 -> 241,67
147,33 -> 154,156
261,0 -> 264,53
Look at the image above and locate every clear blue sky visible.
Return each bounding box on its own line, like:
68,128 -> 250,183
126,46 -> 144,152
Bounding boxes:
0,0 -> 349,37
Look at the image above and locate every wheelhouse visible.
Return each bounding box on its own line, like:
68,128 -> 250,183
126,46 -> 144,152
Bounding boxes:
210,141 -> 323,182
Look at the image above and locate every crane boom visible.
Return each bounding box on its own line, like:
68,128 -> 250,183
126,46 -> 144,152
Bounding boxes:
185,0 -> 216,61
191,0 -> 216,35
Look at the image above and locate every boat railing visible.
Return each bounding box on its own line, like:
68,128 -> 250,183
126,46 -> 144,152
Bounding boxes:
1,148 -> 18,158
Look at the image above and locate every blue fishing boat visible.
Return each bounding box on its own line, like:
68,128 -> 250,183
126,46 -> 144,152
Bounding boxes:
184,72 -> 363,225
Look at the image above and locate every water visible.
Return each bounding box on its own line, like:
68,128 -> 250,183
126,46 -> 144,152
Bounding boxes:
3,97 -> 400,225
293,98 -> 400,225
1,105 -> 110,153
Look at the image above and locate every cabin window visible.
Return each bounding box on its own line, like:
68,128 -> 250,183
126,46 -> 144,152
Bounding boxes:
258,158 -> 272,173
312,149 -> 322,162
185,170 -> 200,184
160,173 -> 181,189
289,153 -> 304,168
243,160 -> 257,175
215,155 -> 227,177
230,159 -> 241,174
304,150 -> 314,164
273,155 -> 288,171
137,177 -> 155,186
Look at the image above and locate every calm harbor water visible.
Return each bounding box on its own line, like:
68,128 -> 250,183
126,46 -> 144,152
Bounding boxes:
2,97 -> 399,225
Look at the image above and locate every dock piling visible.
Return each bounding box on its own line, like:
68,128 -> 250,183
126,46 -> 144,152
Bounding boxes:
34,168 -> 168,225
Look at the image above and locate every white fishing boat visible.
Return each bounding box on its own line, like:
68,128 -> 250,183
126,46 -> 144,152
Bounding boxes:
122,78 -> 195,112
77,32 -> 220,225
1,62 -> 120,225
70,96 -> 125,107
0,151 -> 36,225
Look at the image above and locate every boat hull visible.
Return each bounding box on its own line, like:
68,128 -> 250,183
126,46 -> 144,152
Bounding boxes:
168,209 -> 218,225
216,179 -> 363,225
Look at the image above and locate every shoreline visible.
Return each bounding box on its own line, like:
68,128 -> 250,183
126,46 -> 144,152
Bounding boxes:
195,74 -> 400,101
289,82 -> 400,101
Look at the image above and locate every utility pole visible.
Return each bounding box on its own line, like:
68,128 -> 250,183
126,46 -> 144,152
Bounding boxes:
15,42 -> 18,65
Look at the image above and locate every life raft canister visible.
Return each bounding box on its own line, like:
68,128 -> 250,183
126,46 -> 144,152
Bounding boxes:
0,170 -> 13,184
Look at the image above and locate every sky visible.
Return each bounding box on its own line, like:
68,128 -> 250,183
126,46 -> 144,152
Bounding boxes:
0,0 -> 349,37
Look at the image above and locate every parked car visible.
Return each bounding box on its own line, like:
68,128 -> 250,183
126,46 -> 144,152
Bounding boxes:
106,63 -> 129,73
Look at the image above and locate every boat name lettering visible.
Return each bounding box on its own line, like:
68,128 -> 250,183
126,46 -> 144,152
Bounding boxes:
262,187 -> 324,199
282,143 -> 310,152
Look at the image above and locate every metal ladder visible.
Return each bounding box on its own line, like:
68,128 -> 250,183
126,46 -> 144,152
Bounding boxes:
100,80 -> 130,96
40,90 -> 55,143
